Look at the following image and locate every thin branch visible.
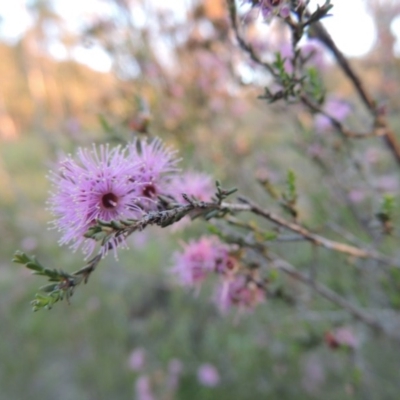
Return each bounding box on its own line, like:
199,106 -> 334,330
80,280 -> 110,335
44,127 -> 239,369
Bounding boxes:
225,0 -> 277,77
269,256 -> 400,341
236,196 -> 394,265
311,22 -> 375,112
310,20 -> 400,165
221,230 -> 400,341
300,95 -> 383,139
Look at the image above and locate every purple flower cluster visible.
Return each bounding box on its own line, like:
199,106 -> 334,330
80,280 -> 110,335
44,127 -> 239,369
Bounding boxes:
314,97 -> 351,132
170,171 -> 214,203
216,273 -> 265,313
48,144 -> 142,257
243,0 -> 304,21
171,237 -> 233,287
277,39 -> 327,75
48,137 -> 213,257
171,236 -> 265,312
127,137 -> 180,211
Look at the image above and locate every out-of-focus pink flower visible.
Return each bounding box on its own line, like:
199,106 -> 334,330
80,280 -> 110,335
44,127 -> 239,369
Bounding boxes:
167,359 -> 183,390
260,0 -> 291,20
197,363 -> 220,387
194,51 -> 227,92
169,171 -> 214,203
243,1 -> 303,22
171,236 -> 233,287
300,39 -> 326,70
215,274 -> 265,313
314,98 -> 351,132
348,188 -> 366,204
278,42 -> 294,74
167,171 -> 215,231
375,175 -> 399,193
135,375 -> 155,400
128,348 -> 146,371
325,327 -> 358,350
276,38 -> 325,75
334,327 -> 358,349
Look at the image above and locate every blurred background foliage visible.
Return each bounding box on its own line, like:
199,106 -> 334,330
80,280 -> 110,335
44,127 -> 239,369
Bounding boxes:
1,0 -> 400,399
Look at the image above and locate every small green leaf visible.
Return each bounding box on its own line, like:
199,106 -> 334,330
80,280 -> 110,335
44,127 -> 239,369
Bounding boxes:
207,225 -> 222,236
376,194 -> 395,234
263,232 -> 278,241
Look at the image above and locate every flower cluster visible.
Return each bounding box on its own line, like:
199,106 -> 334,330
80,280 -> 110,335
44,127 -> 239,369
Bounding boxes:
243,0 -> 304,21
216,272 -> 265,313
277,39 -> 327,75
127,137 -> 179,211
244,0 -> 290,20
47,144 -> 143,257
314,97 -> 351,132
171,236 -> 265,312
324,327 -> 358,350
170,171 -> 214,204
48,137 -> 213,257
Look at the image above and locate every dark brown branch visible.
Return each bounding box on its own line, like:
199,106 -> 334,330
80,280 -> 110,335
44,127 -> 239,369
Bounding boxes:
310,20 -> 400,165
310,22 -> 375,112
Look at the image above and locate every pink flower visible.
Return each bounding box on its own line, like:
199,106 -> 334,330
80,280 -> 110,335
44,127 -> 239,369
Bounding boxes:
127,137 -> 180,211
167,171 -> 215,231
169,171 -> 214,203
135,375 -> 155,400
167,359 -> 183,390
260,0 -> 290,20
48,144 -> 142,257
348,188 -> 366,204
276,39 -> 325,75
216,274 -> 265,313
242,1 -> 303,22
314,98 -> 351,132
375,175 -> 398,193
197,364 -> 220,387
300,39 -> 326,70
325,327 -> 358,350
278,42 -> 294,74
128,348 -> 146,371
334,327 -> 358,349
171,237 -> 233,287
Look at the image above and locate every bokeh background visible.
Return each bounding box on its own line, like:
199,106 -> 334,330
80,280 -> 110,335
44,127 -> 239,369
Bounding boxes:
1,0 -> 400,399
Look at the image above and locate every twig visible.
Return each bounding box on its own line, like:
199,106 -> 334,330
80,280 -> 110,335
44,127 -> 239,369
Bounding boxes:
225,0 -> 277,77
310,20 -> 400,165
300,95 -> 383,139
236,196 -> 394,264
221,230 -> 400,341
269,256 -> 400,341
